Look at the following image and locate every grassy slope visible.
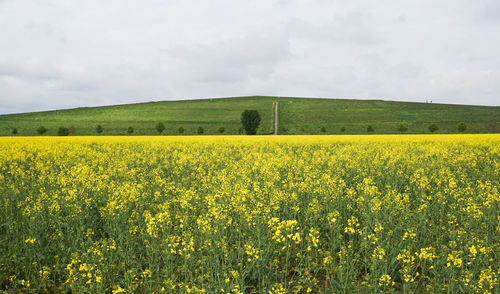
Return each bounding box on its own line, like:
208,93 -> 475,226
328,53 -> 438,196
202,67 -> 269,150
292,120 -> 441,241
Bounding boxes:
0,96 -> 498,135
0,97 -> 275,136
277,97 -> 499,134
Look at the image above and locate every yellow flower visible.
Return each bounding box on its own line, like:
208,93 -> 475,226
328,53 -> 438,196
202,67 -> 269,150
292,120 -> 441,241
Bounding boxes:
25,238 -> 36,244
112,286 -> 126,294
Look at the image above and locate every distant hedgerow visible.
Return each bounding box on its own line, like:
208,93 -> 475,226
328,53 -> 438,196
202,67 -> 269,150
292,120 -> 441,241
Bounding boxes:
457,122 -> 467,133
156,122 -> 165,134
178,127 -> 185,134
57,127 -> 69,136
197,127 -> 204,135
428,124 -> 438,133
398,124 -> 408,133
37,126 -> 47,135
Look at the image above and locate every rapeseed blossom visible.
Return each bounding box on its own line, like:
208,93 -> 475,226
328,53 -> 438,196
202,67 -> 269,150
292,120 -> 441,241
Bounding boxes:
0,134 -> 498,293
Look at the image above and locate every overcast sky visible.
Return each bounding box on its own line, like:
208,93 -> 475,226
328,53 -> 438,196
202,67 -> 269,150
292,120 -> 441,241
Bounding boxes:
0,0 -> 499,114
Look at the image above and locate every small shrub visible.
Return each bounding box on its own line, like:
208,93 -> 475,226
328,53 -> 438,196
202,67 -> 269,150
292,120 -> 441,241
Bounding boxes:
457,122 -> 467,133
57,127 -> 69,136
96,125 -> 103,134
155,122 -> 165,134
367,125 -> 374,132
398,124 -> 408,132
238,127 -> 244,135
299,127 -> 305,132
127,126 -> 134,134
197,127 -> 204,135
428,124 -> 438,133
218,126 -> 225,134
11,128 -> 18,135
320,127 -> 326,133
37,126 -> 47,135
178,127 -> 185,134
340,126 -> 346,132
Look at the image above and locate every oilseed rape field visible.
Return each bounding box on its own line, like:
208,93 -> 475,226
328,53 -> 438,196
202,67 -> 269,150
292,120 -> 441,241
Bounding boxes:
0,135 -> 498,293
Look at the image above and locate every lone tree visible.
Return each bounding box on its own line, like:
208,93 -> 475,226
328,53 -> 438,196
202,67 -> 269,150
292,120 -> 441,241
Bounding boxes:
96,125 -> 103,134
367,125 -> 374,132
178,127 -> 185,134
457,122 -> 467,133
241,110 -> 261,135
428,123 -> 438,133
218,126 -> 225,134
156,122 -> 165,134
197,126 -> 204,134
127,126 -> 134,134
37,126 -> 47,135
11,128 -> 18,135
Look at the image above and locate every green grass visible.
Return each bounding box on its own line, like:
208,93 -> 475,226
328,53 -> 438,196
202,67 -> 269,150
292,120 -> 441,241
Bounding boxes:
0,96 -> 498,135
277,97 -> 499,134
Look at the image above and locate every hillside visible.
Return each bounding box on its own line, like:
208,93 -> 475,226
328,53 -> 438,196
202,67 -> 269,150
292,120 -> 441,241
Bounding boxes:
0,96 -> 498,135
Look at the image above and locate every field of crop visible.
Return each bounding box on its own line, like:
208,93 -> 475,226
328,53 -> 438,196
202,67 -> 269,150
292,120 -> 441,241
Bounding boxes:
0,135 -> 498,293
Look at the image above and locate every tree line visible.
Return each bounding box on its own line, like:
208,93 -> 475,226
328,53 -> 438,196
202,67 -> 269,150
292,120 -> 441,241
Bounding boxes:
8,110 -> 470,135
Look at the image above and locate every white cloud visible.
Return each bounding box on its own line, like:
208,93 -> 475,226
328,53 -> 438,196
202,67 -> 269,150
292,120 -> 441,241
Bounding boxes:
0,0 -> 499,114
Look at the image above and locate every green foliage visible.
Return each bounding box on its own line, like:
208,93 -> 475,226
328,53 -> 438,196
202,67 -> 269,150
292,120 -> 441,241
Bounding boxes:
197,126 -> 204,135
241,110 -> 261,135
428,124 -> 439,133
340,126 -> 346,132
68,126 -> 76,135
218,126 -> 225,134
155,122 -> 165,134
0,96 -> 498,135
458,122 -> 467,133
11,128 -> 18,135
321,126 -> 326,133
238,127 -> 244,135
37,126 -> 47,135
96,125 -> 103,134
127,126 -> 134,134
178,127 -> 185,134
57,127 -> 69,136
367,125 -> 374,132
398,124 -> 408,133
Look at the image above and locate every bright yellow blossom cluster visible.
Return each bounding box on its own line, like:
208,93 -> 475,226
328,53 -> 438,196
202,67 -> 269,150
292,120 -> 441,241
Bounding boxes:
0,134 -> 498,292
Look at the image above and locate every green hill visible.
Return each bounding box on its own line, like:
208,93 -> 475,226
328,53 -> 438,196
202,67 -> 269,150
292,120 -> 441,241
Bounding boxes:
0,96 -> 498,135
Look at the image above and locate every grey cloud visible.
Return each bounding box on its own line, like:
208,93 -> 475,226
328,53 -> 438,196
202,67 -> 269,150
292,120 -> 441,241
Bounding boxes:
1,0 -> 499,114
0,61 -> 61,80
480,0 -> 500,21
162,31 -> 291,83
288,15 -> 382,46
